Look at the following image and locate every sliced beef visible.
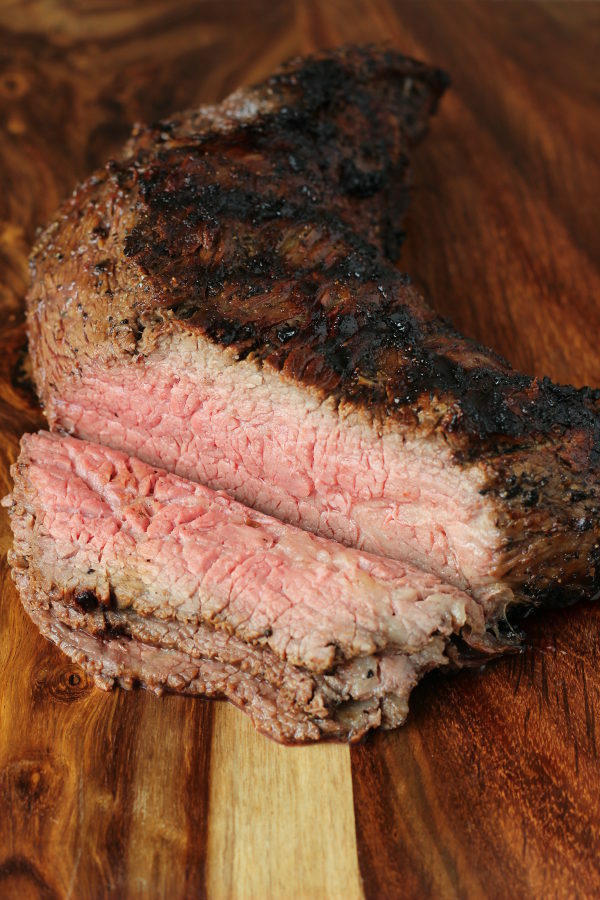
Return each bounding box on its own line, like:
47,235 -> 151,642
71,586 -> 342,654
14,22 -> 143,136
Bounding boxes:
7,431 -> 496,667
26,45 -> 600,623
5,431 -> 505,743
15,572 -> 453,743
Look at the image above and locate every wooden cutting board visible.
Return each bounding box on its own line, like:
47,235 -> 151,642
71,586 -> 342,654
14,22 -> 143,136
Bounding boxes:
1,1 -> 599,897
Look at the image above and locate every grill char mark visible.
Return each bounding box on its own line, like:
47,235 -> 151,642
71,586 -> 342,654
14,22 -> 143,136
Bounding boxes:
108,48 -> 600,462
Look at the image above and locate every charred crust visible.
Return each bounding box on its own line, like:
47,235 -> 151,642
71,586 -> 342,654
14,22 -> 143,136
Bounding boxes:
73,590 -> 98,613
107,52 -> 600,459
99,618 -> 132,642
26,39 -> 600,543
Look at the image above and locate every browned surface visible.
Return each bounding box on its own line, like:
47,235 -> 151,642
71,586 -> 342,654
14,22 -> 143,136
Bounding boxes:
1,1 -> 599,897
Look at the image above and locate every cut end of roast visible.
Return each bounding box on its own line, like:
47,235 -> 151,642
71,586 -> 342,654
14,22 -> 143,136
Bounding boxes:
5,431 -> 513,743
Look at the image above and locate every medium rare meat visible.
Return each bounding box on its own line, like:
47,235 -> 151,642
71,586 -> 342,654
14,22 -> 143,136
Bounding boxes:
4,431 -> 503,743
26,44 -> 600,629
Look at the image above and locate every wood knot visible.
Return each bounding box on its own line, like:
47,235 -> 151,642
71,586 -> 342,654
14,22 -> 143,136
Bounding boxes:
0,71 -> 29,99
32,662 -> 91,704
1,757 -> 64,816
0,855 -> 58,900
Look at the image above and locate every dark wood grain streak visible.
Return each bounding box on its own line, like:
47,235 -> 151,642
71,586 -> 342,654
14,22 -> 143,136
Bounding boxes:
182,703 -> 214,899
1,1 -> 599,896
352,606 -> 600,899
347,3 -> 600,896
0,565 -> 214,898
393,0 -> 600,386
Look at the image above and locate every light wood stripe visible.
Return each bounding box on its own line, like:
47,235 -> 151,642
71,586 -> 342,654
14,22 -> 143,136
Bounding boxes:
206,702 -> 364,900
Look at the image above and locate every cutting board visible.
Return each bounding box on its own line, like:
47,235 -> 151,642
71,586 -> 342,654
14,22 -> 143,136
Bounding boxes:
1,1 -> 599,897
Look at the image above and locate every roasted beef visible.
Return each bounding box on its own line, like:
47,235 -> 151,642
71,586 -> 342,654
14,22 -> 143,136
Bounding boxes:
12,45 -> 600,740
4,431 -> 503,743
26,45 -> 600,618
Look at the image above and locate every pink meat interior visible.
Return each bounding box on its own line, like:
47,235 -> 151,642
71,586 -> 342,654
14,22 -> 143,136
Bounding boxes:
47,337 -> 508,609
19,431 -> 485,672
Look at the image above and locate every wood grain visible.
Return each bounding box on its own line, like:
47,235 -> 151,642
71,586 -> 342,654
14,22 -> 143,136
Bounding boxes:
352,604 -> 600,899
0,1 -> 599,897
206,704 -> 362,900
